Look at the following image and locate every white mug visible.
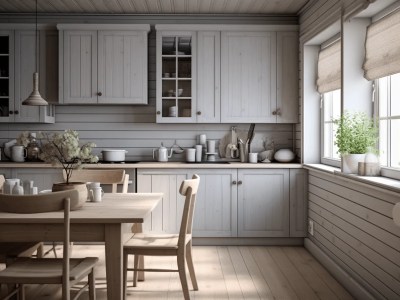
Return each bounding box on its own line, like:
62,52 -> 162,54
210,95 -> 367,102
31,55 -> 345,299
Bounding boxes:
206,140 -> 216,153
11,145 -> 27,162
248,152 -> 258,163
89,187 -> 104,202
186,148 -> 196,162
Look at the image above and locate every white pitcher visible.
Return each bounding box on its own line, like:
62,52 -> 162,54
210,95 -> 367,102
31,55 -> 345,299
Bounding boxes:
11,145 -> 27,162
153,143 -> 173,162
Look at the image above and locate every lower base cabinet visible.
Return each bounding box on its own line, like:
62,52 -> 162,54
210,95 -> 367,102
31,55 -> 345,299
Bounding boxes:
137,168 -> 307,238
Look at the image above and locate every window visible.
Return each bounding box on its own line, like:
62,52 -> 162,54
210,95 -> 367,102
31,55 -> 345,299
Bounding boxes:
322,89 -> 341,164
376,72 -> 400,170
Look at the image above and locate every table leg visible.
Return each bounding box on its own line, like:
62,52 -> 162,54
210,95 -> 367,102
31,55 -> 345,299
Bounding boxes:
105,224 -> 123,300
132,223 -> 145,281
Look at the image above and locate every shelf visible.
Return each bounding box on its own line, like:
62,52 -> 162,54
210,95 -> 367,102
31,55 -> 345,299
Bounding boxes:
0,96 -> 9,99
0,77 -> 9,79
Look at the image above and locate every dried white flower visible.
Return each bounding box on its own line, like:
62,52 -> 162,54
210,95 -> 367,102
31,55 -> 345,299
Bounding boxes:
39,130 -> 98,184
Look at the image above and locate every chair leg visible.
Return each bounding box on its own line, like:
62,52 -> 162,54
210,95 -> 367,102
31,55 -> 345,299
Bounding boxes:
177,255 -> 190,300
123,252 -> 128,300
186,242 -> 198,290
18,284 -> 25,300
133,255 -> 139,288
88,269 -> 96,300
37,243 -> 44,258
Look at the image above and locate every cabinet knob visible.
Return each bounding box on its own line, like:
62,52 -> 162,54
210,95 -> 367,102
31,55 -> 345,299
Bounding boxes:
197,111 -> 201,115
276,108 -> 281,116
97,92 -> 102,96
9,110 -> 13,115
14,110 -> 19,115
156,111 -> 161,115
272,110 -> 277,115
232,181 -> 237,185
238,180 -> 243,185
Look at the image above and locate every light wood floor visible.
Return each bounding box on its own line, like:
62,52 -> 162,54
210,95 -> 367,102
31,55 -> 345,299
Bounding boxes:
1,245 -> 354,300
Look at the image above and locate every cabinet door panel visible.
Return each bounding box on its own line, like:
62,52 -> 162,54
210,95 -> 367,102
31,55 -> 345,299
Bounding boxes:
191,169 -> 237,237
197,31 -> 220,123
0,30 -> 14,123
63,30 -> 97,104
137,170 -> 190,233
238,169 -> 289,237
221,31 -> 277,123
277,31 -> 299,123
98,31 -> 147,104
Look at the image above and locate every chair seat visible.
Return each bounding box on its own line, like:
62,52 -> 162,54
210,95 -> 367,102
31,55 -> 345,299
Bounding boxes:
124,233 -> 192,250
0,257 -> 98,284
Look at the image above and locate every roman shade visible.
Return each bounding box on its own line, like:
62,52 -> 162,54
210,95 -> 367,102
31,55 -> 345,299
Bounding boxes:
363,9 -> 400,80
316,40 -> 341,93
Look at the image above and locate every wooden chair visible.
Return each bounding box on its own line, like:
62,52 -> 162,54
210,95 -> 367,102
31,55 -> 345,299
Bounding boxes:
0,175 -> 43,267
123,174 -> 200,300
0,190 -> 98,300
64,169 -> 129,193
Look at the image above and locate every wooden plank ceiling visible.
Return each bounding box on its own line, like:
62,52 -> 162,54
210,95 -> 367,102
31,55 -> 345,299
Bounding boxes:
0,0 -> 309,15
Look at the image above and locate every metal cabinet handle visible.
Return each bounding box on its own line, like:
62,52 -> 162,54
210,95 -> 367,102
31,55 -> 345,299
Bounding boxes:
238,180 -> 243,185
232,181 -> 237,185
14,110 -> 19,115
197,111 -> 201,115
156,111 -> 161,115
97,92 -> 102,96
9,111 -> 13,115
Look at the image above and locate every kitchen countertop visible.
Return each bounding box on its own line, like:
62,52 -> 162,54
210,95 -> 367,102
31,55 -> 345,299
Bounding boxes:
0,161 -> 302,169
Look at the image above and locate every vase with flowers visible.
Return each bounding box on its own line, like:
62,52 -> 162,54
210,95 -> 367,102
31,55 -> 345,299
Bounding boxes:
38,130 -> 98,209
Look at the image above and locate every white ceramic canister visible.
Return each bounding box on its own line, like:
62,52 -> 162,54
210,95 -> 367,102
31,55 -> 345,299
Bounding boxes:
12,182 -> 24,195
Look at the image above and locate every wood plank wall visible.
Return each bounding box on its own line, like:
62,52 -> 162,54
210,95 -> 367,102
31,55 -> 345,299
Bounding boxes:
308,170 -> 400,299
298,1 -> 400,298
0,23 -> 295,161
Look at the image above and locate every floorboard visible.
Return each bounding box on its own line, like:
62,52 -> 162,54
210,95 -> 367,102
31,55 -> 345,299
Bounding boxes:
0,245 -> 354,300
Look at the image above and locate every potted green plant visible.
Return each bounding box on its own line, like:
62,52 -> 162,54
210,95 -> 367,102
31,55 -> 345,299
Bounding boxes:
334,111 -> 378,174
38,130 -> 98,208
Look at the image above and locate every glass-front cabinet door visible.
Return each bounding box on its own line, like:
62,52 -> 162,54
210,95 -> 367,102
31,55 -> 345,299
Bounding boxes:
0,31 -> 14,122
156,31 -> 196,123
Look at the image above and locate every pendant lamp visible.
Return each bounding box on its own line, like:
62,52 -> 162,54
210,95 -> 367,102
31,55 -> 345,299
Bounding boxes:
22,0 -> 48,106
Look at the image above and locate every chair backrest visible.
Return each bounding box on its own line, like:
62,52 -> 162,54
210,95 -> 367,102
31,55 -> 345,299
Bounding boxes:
0,174 -> 5,193
178,174 -> 200,247
0,190 -> 78,296
63,169 -> 128,193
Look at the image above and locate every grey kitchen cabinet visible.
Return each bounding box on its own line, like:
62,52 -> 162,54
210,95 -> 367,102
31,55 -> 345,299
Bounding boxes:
58,24 -> 150,105
237,169 -> 290,237
137,169 -> 191,233
196,31 -> 221,123
221,29 -> 299,123
190,169 -> 237,237
289,169 -> 308,237
156,28 -> 197,123
221,31 -> 277,123
0,27 -> 56,123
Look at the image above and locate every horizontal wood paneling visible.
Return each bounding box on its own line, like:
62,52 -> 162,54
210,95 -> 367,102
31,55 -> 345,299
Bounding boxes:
308,170 -> 400,300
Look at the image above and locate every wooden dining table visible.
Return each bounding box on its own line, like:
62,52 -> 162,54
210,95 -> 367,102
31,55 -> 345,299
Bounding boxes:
0,192 -> 163,300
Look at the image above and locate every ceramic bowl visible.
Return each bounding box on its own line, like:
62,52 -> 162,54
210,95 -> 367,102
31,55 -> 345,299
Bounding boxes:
274,149 -> 295,162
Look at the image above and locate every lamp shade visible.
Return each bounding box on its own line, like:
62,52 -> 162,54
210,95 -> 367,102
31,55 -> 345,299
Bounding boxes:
22,72 -> 48,106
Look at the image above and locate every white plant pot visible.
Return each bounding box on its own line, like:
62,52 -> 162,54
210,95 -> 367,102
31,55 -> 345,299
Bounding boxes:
341,154 -> 365,174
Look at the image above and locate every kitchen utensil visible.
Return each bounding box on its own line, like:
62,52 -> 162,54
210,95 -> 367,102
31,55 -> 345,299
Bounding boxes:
246,123 -> 255,152
101,149 -> 128,162
225,127 -> 239,159
11,145 -> 27,162
238,140 -> 248,163
153,143 -> 173,162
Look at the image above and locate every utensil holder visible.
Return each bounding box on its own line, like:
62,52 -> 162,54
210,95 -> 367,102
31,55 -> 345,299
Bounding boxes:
239,142 -> 248,163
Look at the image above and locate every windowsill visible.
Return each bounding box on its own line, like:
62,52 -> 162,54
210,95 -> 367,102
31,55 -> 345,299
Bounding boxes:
304,163 -> 400,194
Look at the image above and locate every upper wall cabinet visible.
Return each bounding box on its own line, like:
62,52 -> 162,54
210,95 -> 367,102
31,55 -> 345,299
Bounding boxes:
0,26 -> 56,124
57,24 -> 150,105
155,25 -> 298,124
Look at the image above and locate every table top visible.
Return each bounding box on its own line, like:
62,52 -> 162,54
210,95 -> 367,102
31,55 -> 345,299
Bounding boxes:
0,193 -> 163,224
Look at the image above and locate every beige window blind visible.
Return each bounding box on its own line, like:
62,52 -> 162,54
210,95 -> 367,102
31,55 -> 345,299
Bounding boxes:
363,9 -> 400,80
317,40 -> 341,93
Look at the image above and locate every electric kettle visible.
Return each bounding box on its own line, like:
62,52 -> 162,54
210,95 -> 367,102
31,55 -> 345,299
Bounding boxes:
153,143 -> 173,162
